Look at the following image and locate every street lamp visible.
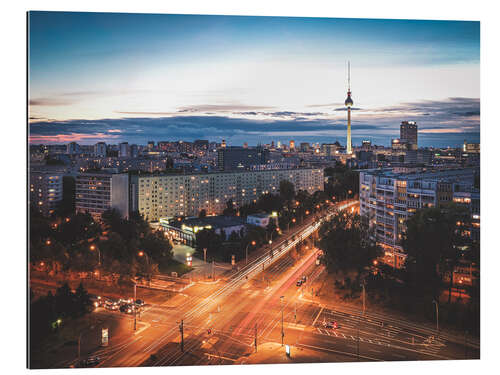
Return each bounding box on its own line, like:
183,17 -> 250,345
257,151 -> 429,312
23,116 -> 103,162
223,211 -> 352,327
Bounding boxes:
90,244 -> 101,267
246,241 -> 256,265
138,251 -> 150,283
280,296 -> 285,346
432,300 -> 439,335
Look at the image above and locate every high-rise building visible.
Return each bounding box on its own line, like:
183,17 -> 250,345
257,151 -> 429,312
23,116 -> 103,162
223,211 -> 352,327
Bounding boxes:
130,168 -> 324,222
362,140 -> 372,150
359,167 -> 478,268
94,142 -> 107,157
277,141 -> 282,149
344,62 -> 354,154
289,140 -> 295,150
300,142 -> 310,152
221,139 -> 227,148
321,143 -> 340,156
119,142 -> 130,158
400,121 -> 418,150
66,142 -> 80,155
243,142 -> 248,149
217,147 -> 270,170
75,172 -> 129,220
30,172 -> 63,216
130,144 -> 139,158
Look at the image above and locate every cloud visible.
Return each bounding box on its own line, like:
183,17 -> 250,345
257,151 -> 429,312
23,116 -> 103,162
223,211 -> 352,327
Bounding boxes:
176,104 -> 276,113
29,97 -> 74,106
28,96 -> 480,147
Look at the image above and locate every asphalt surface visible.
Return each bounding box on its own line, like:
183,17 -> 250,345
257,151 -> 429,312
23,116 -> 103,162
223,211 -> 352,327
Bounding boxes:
46,200 -> 479,368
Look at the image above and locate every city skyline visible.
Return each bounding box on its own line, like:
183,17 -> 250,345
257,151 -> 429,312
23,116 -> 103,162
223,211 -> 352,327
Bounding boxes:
28,12 -> 479,148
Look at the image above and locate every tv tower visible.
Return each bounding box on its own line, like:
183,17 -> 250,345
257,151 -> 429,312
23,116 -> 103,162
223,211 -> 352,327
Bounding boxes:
345,61 -> 353,154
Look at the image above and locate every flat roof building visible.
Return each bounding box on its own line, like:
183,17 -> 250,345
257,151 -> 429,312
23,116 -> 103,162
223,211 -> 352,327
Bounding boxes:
75,172 -> 129,220
131,168 -> 324,222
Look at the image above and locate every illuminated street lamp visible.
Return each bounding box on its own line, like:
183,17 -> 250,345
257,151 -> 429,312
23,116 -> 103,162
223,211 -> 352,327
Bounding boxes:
46,239 -> 51,246
280,296 -> 285,346
138,251 -> 151,282
90,244 -> 101,266
432,300 -> 439,335
246,240 -> 256,265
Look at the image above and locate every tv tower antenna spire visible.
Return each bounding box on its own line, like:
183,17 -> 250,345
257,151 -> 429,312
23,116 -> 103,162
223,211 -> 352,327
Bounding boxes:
344,61 -> 353,155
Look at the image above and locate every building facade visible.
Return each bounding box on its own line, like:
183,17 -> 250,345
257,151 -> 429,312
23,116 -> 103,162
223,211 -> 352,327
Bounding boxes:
217,147 -> 270,171
30,172 -> 63,216
75,172 -> 129,220
359,167 -> 478,268
131,168 -> 324,222
400,121 -> 418,150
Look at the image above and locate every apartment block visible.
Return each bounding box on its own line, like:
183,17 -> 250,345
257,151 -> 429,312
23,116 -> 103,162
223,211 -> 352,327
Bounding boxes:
30,172 -> 63,216
359,167 -> 478,268
131,168 -> 324,222
75,172 -> 129,220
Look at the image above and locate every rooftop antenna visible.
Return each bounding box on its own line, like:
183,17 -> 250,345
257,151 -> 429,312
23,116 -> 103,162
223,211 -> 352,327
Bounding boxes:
348,61 -> 351,91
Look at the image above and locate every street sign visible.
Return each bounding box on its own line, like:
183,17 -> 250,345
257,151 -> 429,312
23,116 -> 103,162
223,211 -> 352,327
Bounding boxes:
101,328 -> 109,347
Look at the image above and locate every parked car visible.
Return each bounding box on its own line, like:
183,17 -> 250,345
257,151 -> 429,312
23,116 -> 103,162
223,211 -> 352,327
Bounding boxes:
296,280 -> 303,287
135,299 -> 145,307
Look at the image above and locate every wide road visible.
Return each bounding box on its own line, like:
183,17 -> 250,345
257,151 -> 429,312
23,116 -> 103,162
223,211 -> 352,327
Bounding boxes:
69,200 -> 478,367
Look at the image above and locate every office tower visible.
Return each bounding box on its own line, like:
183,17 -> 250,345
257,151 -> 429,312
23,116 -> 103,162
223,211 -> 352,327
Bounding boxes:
344,62 -> 353,154
362,140 -> 371,150
30,172 -> 63,216
300,142 -> 310,152
130,144 -> 139,158
221,139 -> 227,148
94,142 -> 107,157
119,142 -> 130,158
75,172 -> 129,220
217,147 -> 270,170
400,121 -> 418,150
66,142 -> 80,155
243,142 -> 248,149
289,140 -> 295,150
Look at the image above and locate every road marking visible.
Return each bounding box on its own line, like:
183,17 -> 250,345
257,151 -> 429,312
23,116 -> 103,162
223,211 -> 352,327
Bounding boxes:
311,305 -> 324,327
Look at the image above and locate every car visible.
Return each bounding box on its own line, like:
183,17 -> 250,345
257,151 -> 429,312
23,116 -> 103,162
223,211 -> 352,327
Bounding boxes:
79,356 -> 100,367
135,299 -> 145,307
104,299 -> 119,311
296,280 -> 303,287
301,275 -> 307,283
120,304 -> 135,314
325,321 -> 338,329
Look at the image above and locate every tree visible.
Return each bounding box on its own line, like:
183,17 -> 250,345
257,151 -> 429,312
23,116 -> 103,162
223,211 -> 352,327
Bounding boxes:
74,282 -> 92,316
402,203 -> 474,301
279,180 -> 295,203
319,212 -> 381,276
223,200 -> 237,216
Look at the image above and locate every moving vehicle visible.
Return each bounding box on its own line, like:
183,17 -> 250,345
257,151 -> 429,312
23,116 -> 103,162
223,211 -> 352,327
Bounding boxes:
79,356 -> 100,367
325,321 -> 338,329
119,304 -> 135,314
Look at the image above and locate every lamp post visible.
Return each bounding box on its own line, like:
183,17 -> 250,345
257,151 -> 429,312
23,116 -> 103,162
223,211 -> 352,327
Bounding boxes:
133,280 -> 137,331
138,251 -> 150,284
280,296 -> 285,346
90,244 -> 101,280
432,299 -> 439,335
246,241 -> 256,265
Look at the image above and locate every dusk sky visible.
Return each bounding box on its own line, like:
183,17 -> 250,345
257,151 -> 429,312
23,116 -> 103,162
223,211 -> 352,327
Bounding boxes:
28,12 -> 480,147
